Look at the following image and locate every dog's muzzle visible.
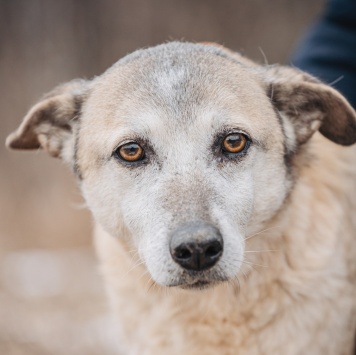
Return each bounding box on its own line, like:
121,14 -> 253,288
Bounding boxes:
169,222 -> 223,271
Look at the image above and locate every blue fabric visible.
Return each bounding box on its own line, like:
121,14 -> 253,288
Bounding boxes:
292,0 -> 356,109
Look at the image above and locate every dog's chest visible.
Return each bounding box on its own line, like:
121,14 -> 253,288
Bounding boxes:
109,272 -> 355,355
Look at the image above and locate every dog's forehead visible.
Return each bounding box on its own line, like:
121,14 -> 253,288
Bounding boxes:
82,43 -> 280,151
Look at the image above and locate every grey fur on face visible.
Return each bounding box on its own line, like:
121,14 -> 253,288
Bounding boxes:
6,42 -> 356,288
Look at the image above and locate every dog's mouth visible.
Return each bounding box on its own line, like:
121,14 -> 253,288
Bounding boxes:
181,280 -> 213,290
168,272 -> 228,290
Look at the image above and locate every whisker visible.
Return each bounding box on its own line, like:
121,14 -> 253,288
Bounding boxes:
244,249 -> 279,253
121,260 -> 145,278
242,260 -> 268,268
258,46 -> 269,65
328,75 -> 344,86
147,279 -> 156,294
244,226 -> 278,241
127,249 -> 140,256
240,268 -> 248,281
270,84 -> 274,101
235,277 -> 241,294
145,277 -> 153,293
229,276 -> 240,296
138,269 -> 150,282
243,263 -> 261,274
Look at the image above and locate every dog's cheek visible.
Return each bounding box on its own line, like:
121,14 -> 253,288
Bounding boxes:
80,167 -> 179,285
247,153 -> 291,233
80,166 -> 133,238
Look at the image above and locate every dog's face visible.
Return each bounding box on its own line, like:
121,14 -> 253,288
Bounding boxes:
6,43 -> 356,289
78,47 -> 289,287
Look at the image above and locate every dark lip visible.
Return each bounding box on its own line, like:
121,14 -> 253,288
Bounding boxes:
166,271 -> 229,290
181,280 -> 213,290
170,276 -> 228,290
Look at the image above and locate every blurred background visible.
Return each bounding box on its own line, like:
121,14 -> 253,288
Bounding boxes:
0,1 -> 323,354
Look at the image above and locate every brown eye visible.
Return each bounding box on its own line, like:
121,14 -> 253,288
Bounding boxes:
222,133 -> 247,153
117,142 -> 144,162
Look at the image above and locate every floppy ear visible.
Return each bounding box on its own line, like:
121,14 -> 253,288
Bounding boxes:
264,66 -> 356,146
6,79 -> 89,162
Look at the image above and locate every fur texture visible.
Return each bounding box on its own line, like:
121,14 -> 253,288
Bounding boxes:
6,42 -> 356,354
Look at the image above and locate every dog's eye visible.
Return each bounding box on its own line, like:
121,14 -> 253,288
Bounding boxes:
222,133 -> 247,154
115,142 -> 144,162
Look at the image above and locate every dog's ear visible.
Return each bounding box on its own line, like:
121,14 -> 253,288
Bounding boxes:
264,66 -> 356,146
6,79 -> 89,162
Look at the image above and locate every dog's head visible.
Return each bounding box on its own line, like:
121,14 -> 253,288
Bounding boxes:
7,42 -> 356,289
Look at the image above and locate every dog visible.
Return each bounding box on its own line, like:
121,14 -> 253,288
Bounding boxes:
6,42 -> 356,354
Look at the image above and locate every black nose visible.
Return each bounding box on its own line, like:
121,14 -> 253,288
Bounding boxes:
170,223 -> 223,271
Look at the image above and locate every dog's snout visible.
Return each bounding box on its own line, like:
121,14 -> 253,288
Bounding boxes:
170,223 -> 223,271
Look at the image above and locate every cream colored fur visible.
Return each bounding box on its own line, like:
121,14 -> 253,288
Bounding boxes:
94,133 -> 356,355
6,42 -> 356,354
